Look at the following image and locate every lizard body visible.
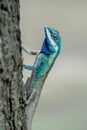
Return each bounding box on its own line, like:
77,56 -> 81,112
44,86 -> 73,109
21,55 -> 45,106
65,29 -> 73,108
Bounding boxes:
22,26 -> 62,104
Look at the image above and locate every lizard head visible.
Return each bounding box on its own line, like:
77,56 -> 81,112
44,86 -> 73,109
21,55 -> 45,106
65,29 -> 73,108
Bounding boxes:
41,26 -> 62,56
45,26 -> 62,55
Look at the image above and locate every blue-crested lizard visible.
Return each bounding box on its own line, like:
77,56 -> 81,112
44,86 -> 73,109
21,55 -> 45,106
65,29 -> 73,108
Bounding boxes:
22,26 -> 62,105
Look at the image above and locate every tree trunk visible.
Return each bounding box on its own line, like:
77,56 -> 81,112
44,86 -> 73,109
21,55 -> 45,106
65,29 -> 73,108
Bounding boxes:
0,0 -> 26,129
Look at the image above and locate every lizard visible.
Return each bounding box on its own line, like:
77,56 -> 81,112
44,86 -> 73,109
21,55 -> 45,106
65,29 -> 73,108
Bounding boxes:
21,26 -> 62,105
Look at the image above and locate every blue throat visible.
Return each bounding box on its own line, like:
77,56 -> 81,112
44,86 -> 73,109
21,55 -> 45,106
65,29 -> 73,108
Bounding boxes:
40,38 -> 55,55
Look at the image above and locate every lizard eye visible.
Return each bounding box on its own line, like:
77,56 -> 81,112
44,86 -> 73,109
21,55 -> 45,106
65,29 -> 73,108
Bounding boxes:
51,34 -> 57,40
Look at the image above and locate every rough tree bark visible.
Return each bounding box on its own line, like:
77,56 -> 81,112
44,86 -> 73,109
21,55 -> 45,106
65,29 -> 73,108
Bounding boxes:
0,0 -> 26,130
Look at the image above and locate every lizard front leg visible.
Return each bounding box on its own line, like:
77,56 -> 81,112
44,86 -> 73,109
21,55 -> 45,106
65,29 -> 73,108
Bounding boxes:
21,44 -> 40,55
22,44 -> 40,71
